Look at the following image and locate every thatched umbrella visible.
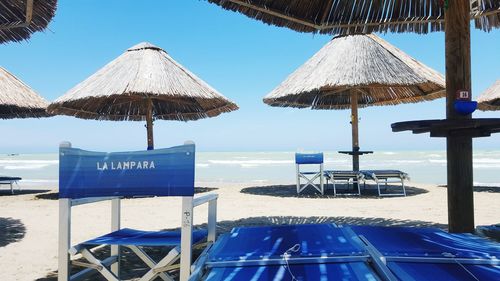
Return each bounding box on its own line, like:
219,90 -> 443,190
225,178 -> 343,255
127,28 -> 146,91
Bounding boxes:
205,0 -> 499,34
48,42 -> 238,150
0,0 -> 57,44
0,66 -> 49,118
264,34 -> 445,171
204,0 -> 500,233
478,79 -> 500,111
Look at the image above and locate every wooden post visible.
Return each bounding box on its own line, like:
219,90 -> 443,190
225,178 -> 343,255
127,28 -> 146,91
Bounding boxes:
146,99 -> 154,150
351,90 -> 360,171
445,1 -> 474,233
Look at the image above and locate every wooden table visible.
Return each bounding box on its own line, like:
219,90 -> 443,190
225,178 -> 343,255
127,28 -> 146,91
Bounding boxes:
338,150 -> 374,156
391,118 -> 500,138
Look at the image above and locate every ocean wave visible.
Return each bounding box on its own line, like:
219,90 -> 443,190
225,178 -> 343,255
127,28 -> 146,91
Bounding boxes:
473,158 -> 500,164
207,159 -> 293,166
429,159 -> 447,164
20,179 -> 58,183
0,160 -> 58,164
426,154 -> 442,158
3,164 -> 54,170
473,164 -> 500,169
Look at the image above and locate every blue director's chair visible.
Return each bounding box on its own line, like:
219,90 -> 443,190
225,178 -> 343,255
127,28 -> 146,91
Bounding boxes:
58,141 -> 218,281
295,153 -> 324,195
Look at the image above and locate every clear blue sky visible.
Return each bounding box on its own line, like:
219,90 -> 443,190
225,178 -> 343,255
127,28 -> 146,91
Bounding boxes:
0,0 -> 499,153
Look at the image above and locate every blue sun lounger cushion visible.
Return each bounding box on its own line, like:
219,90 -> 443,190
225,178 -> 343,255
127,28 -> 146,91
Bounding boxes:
204,262 -> 381,281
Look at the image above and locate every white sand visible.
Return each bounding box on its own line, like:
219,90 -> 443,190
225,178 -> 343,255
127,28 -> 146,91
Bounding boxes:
0,183 -> 498,280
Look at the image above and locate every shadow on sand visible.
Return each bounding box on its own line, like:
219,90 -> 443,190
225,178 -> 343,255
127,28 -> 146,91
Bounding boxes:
0,217 -> 26,247
241,184 -> 428,199
34,187 -> 218,200
0,189 -> 51,197
38,215 -> 444,281
439,185 -> 500,193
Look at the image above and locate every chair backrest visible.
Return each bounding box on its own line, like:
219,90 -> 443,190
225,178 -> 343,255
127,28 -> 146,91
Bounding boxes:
295,153 -> 324,165
59,143 -> 195,199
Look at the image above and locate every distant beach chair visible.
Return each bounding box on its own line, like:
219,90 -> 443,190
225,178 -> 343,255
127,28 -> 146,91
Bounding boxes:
0,176 -> 22,194
361,170 -> 408,196
295,153 -> 324,195
324,170 -> 364,196
58,141 -> 218,281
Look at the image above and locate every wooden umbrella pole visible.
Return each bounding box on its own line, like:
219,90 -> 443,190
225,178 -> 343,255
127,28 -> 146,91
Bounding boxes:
351,90 -> 360,171
146,99 -> 154,150
445,1 -> 474,233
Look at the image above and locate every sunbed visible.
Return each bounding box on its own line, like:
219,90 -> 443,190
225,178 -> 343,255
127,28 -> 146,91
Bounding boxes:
190,224 -> 500,280
324,170 -> 364,196
360,170 -> 409,196
58,141 -> 218,281
0,176 -> 21,194
295,153 -> 324,194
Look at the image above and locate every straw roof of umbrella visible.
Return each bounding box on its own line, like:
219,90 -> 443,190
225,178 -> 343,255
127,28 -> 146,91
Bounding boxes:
264,34 -> 445,109
48,42 -> 238,121
205,0 -> 500,34
0,66 -> 50,118
477,79 -> 500,111
0,0 -> 57,44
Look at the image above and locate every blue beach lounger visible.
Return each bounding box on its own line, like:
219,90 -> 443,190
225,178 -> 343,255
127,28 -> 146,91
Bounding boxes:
58,141 -> 218,281
190,224 -> 500,280
350,225 -> 500,281
295,153 -> 324,195
360,170 -> 409,196
0,176 -> 21,194
190,224 -> 382,280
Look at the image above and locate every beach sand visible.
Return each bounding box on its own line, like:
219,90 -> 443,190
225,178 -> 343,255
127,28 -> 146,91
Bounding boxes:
0,182 -> 499,280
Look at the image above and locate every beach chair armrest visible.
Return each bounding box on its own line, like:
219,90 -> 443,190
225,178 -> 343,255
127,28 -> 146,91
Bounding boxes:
71,196 -> 119,207
193,193 -> 218,207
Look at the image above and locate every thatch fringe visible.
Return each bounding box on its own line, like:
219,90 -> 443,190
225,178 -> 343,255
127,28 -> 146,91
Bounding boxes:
263,34 -> 445,109
0,66 -> 50,119
48,42 -> 238,121
478,79 -> 500,111
206,0 -> 500,35
0,0 -> 57,44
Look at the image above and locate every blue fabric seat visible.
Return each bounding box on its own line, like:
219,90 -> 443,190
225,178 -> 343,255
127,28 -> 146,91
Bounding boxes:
351,225 -> 500,259
387,262 -> 500,281
81,228 -> 208,247
204,262 -> 380,281
207,224 -> 366,265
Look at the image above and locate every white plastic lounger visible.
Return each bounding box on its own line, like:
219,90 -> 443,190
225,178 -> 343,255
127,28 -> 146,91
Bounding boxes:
58,141 -> 218,281
361,170 -> 408,197
0,176 -> 21,194
324,171 -> 364,196
295,153 -> 324,195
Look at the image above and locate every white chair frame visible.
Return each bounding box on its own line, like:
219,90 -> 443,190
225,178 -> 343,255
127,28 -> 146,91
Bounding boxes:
296,163 -> 324,195
58,142 -> 218,281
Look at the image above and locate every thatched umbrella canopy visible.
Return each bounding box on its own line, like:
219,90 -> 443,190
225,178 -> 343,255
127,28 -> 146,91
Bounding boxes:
0,66 -> 49,118
0,0 -> 57,44
478,79 -> 500,111
205,0 -> 500,34
48,42 -> 238,150
205,0 -> 500,233
264,34 -> 445,171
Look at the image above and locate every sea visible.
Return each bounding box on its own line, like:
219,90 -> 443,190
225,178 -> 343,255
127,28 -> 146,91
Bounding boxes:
2,150 -> 500,189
